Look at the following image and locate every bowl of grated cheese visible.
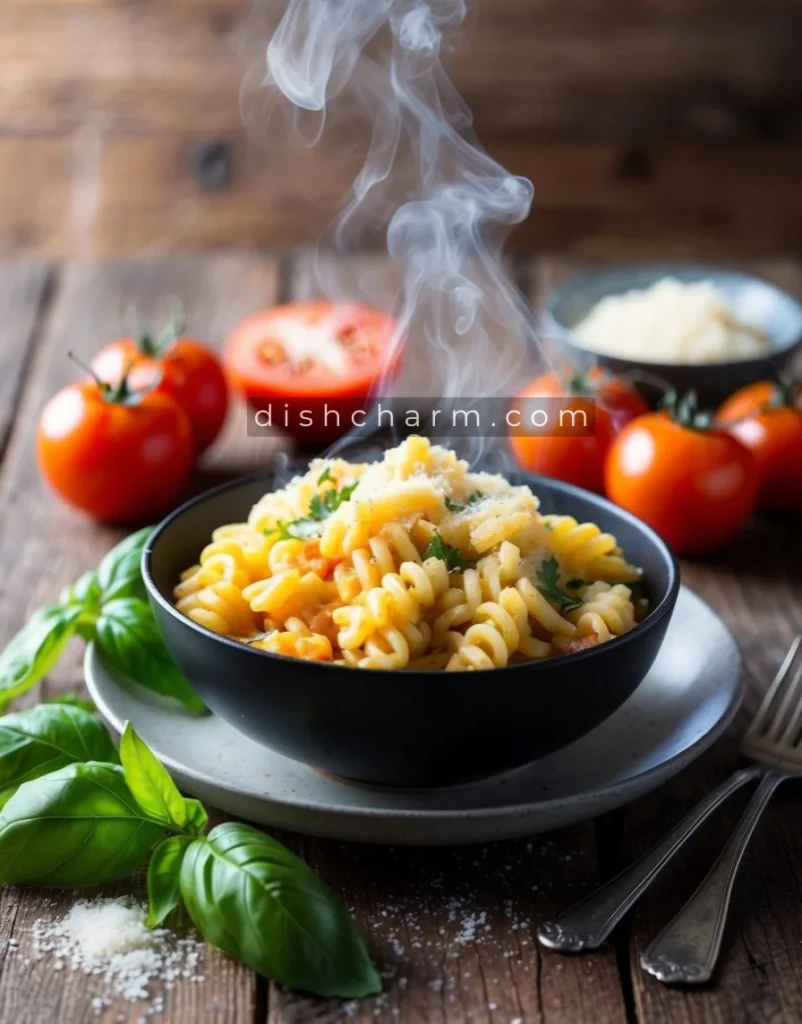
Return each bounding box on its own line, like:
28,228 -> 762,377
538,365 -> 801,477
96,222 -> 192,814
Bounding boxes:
544,265 -> 802,407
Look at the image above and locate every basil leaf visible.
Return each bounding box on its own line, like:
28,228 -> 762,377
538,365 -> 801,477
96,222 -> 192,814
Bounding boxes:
0,604 -> 83,709
0,704 -> 118,808
120,722 -> 206,834
147,834 -> 192,928
0,762 -> 164,887
97,527 -> 154,603
95,598 -> 206,715
59,571 -> 102,613
180,822 -> 381,998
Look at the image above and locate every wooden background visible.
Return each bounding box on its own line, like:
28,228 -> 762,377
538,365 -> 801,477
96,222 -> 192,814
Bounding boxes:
2,0 -> 801,259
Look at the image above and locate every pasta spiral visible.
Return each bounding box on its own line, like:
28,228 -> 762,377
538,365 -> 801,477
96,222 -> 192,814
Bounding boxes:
173,436 -> 648,669
540,515 -> 641,584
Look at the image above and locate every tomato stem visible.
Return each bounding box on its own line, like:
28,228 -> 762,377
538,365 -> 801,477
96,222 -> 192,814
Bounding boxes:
661,389 -> 716,431
67,350 -> 161,407
137,306 -> 186,360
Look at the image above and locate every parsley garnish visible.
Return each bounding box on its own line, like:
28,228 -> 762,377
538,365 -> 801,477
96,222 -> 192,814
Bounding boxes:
265,481 -> 359,541
423,532 -> 464,572
536,556 -> 584,610
445,492 -> 484,514
317,467 -> 332,485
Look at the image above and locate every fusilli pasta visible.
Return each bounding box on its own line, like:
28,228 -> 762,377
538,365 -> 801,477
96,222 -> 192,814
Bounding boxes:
173,436 -> 644,669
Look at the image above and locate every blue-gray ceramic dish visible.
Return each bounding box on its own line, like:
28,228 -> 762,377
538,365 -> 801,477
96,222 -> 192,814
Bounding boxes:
544,264 -> 802,407
142,468 -> 679,788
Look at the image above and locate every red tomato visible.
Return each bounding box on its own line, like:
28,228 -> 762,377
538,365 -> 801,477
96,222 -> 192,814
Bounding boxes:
37,376 -> 194,524
223,301 -> 399,440
509,368 -> 649,493
718,381 -> 802,512
605,410 -> 758,554
91,330 -> 229,456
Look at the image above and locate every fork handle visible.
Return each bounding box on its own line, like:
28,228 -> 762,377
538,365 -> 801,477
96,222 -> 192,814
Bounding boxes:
537,767 -> 761,952
641,771 -> 786,984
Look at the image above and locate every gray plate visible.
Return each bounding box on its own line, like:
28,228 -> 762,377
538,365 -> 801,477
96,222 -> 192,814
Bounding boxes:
84,586 -> 742,845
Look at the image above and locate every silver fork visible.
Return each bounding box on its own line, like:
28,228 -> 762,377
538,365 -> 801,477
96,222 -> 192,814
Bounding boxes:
538,635 -> 802,983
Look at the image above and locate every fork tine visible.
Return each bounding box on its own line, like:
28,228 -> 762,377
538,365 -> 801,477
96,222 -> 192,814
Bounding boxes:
765,652 -> 802,743
778,662 -> 802,747
747,635 -> 802,739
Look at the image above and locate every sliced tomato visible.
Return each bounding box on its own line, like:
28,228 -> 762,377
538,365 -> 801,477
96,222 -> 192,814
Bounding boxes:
224,301 -> 398,400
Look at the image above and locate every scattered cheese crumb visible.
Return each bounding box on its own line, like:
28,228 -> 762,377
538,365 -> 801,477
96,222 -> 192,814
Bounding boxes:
31,897 -> 204,1014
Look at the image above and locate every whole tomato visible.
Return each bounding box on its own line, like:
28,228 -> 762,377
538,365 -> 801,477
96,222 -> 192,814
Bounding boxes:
91,317 -> 229,455
509,367 -> 649,492
605,394 -> 758,554
37,369 -> 194,524
717,380 -> 802,512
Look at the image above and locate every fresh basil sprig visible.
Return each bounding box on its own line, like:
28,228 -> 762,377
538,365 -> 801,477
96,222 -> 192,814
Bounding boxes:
0,527 -> 205,715
180,822 -> 382,998
0,713 -> 381,998
0,703 -> 119,808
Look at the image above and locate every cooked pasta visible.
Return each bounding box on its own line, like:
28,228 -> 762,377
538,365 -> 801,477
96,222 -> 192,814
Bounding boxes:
174,436 -> 645,670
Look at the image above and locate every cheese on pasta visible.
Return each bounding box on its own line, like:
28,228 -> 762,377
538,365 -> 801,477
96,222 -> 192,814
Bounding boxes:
174,436 -> 645,670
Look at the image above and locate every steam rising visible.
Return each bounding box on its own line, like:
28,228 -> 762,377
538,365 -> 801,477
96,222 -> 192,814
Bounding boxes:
247,0 -> 543,455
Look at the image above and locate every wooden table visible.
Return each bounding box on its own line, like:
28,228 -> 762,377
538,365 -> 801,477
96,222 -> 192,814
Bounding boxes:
0,252 -> 800,1024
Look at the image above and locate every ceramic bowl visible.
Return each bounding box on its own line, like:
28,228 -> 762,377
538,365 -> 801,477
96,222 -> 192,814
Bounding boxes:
544,264 -> 802,407
143,470 -> 679,787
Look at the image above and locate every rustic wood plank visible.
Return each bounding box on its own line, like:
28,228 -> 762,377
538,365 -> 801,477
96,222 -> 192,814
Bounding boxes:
3,134 -> 800,259
0,262 -> 52,465
1,5 -> 799,139
0,253 -> 287,1024
266,829 -> 629,1024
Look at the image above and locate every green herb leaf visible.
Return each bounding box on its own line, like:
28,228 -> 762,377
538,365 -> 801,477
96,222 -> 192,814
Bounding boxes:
180,822 -> 381,998
120,722 -> 206,834
317,467 -> 332,486
0,762 -> 164,887
59,571 -> 102,612
95,598 -> 207,715
147,834 -> 192,928
423,533 -> 464,572
0,704 -> 118,809
96,527 -> 154,603
444,492 -> 483,513
0,605 -> 83,710
536,556 -> 583,610
270,481 -> 359,541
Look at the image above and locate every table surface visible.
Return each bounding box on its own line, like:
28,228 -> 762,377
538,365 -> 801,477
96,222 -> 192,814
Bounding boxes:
0,252 -> 800,1024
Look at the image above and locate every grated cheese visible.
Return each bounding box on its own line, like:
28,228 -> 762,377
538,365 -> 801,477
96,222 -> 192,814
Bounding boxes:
31,897 -> 205,1015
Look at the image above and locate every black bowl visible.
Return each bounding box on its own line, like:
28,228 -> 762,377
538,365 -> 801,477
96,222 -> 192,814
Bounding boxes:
143,470 -> 679,787
544,264 -> 802,408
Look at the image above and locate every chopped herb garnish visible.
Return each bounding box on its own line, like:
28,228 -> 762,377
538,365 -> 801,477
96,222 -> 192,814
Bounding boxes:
536,556 -> 583,610
317,467 -> 332,486
265,481 -> 359,541
445,492 -> 484,514
423,533 -> 464,572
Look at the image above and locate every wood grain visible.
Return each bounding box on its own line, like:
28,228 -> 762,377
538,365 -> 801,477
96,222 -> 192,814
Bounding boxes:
1,4 -> 799,139
266,828 -> 628,1024
3,134 -> 800,259
0,263 -> 52,463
